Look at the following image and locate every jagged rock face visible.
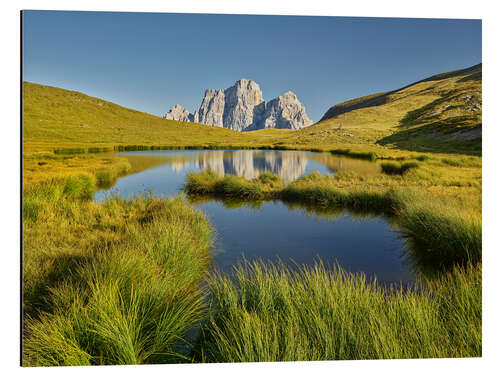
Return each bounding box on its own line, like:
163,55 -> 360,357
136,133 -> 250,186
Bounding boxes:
194,89 -> 225,127
223,79 -> 265,131
263,91 -> 313,130
164,104 -> 193,122
164,79 -> 313,131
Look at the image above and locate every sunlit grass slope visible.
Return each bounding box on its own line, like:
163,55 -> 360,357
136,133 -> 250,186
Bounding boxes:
23,63 -> 481,155
22,82 -> 257,151
306,64 -> 481,154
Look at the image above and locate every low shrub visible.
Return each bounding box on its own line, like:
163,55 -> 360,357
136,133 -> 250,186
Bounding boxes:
442,158 -> 460,167
381,162 -> 419,175
414,155 -> 430,161
331,149 -> 377,161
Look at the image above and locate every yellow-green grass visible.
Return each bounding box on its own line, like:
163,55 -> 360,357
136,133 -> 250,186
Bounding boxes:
196,261 -> 481,362
23,151 -> 132,188
396,190 -> 482,269
23,174 -> 214,365
22,153 -> 481,365
185,152 -> 481,207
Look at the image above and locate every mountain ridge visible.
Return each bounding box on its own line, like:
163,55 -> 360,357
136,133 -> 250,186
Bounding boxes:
320,63 -> 482,122
164,78 -> 313,131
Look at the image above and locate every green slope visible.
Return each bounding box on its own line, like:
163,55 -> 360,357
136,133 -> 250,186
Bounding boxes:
22,82 -> 254,151
310,64 -> 482,154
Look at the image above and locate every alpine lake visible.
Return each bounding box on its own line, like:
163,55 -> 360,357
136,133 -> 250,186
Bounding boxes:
95,150 -> 418,286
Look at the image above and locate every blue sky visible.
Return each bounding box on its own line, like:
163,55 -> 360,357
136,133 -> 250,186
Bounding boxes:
22,11 -> 481,122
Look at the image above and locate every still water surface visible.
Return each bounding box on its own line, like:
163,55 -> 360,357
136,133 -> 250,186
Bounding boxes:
95,150 -> 415,285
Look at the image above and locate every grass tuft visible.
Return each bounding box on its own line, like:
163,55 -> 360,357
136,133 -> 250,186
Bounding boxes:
395,192 -> 482,267
331,148 -> 377,161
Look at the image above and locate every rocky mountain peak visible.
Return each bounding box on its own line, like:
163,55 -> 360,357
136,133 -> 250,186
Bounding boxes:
223,79 -> 265,131
234,78 -> 252,85
164,104 -> 193,122
163,79 -> 313,131
282,90 -> 297,99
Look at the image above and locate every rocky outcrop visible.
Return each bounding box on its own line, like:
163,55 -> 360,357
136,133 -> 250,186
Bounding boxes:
164,104 -> 193,122
163,79 -> 313,131
261,91 -> 313,130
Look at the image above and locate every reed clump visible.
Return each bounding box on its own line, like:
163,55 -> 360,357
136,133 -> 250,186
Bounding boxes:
185,170 -> 282,200
394,190 -> 482,267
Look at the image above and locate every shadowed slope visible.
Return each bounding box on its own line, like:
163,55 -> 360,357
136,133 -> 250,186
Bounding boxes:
320,64 -> 481,121
312,64 -> 481,154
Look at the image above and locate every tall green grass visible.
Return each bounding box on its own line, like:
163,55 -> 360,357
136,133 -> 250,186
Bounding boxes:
185,170 -> 391,212
185,170 -> 282,200
395,192 -> 482,268
94,160 -> 131,188
281,172 -> 393,212
196,261 -> 481,362
23,159 -> 481,365
23,184 -> 214,365
23,157 -> 131,221
22,173 -> 95,221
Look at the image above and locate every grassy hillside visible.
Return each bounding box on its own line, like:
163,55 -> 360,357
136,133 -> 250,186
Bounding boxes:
22,82 -> 267,152
23,64 -> 481,155
21,82 -> 389,156
311,64 -> 482,154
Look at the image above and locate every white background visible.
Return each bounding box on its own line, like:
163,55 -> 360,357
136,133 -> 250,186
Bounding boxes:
1,1 -> 497,373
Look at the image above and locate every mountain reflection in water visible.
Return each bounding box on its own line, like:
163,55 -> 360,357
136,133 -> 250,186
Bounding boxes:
196,150 -> 307,183
120,149 -> 380,185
